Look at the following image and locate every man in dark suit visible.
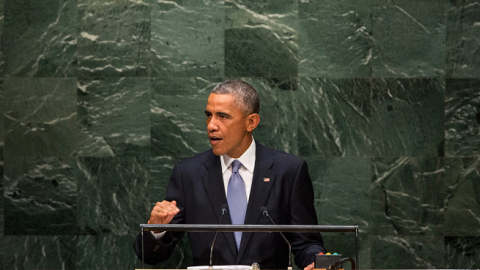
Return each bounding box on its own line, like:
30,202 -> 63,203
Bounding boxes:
134,80 -> 325,269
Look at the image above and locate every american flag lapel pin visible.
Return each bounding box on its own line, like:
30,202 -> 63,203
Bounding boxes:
264,178 -> 270,182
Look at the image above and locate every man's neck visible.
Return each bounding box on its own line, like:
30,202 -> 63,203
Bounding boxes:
228,134 -> 253,158
221,137 -> 256,173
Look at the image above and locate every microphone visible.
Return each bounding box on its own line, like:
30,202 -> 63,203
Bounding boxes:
209,204 -> 228,269
261,206 -> 292,270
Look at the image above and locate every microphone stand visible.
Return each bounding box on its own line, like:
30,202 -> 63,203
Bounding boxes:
262,207 -> 292,270
209,205 -> 228,269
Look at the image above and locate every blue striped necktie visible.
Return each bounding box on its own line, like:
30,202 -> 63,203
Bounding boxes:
227,160 -> 247,250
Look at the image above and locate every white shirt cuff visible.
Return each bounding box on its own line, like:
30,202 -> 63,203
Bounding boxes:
150,230 -> 166,241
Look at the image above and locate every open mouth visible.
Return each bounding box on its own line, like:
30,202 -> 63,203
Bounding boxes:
209,137 -> 222,145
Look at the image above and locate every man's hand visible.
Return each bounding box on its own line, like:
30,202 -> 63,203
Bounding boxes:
304,262 -> 314,270
148,200 -> 180,226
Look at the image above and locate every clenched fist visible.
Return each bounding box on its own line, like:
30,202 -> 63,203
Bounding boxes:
148,200 -> 180,228
304,262 -> 314,270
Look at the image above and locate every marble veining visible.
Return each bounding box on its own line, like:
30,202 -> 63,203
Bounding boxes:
3,78 -> 78,157
299,0 -> 372,77
298,78 -> 372,156
76,77 -> 151,157
4,0 -> 77,77
447,0 -> 480,78
371,0 -> 446,78
371,78 -> 445,156
78,0 -> 151,77
371,157 -> 445,236
1,0 -> 480,269
150,0 -> 225,77
225,0 -> 298,76
446,236 -> 480,269
444,157 -> 480,237
4,157 -> 77,235
445,79 -> 480,157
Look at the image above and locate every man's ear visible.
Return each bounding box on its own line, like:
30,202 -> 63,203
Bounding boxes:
246,113 -> 260,132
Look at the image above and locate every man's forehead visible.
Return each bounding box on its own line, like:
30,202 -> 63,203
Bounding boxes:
206,93 -> 248,117
206,94 -> 236,108
208,93 -> 235,102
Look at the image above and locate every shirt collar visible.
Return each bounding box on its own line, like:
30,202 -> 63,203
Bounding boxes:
220,137 -> 256,174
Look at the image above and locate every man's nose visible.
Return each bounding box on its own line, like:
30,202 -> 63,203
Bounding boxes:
207,117 -> 219,131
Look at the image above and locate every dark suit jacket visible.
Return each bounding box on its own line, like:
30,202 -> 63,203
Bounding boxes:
134,141 -> 325,269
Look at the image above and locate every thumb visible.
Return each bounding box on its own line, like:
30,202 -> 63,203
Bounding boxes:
171,200 -> 177,206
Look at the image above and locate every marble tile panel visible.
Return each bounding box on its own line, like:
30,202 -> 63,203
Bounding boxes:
298,78 -> 372,157
151,77 -> 221,158
150,156 -> 181,202
0,78 -> 3,157
150,0 -> 224,77
76,156 -> 152,236
444,157 -> 480,236
77,234 -> 192,270
3,78 -> 78,158
225,0 -> 298,77
0,192 -> 2,266
447,0 -> 480,78
76,77 -> 151,157
0,0 -> 4,76
299,0 -> 372,78
445,79 -> 480,157
306,156 -> 372,269
4,235 -> 77,270
371,0 -> 446,77
3,0 -> 77,77
77,0 -> 151,77
371,157 -> 445,236
0,196 -> 2,268
237,77 -> 298,154
0,77 -> 3,267
305,157 -> 371,231
445,236 -> 480,269
371,78 -> 445,156
371,235 -> 445,268
77,235 -> 141,270
3,157 -> 77,235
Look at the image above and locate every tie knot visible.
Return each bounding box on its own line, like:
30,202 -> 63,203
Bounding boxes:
231,160 -> 242,173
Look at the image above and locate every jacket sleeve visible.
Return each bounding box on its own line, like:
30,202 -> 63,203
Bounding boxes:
288,160 -> 326,268
133,163 -> 187,265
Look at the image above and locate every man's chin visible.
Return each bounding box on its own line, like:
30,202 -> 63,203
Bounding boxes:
212,148 -> 225,156
211,145 -> 227,156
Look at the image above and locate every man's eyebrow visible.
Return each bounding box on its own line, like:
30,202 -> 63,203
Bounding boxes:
204,110 -> 231,117
217,112 -> 231,117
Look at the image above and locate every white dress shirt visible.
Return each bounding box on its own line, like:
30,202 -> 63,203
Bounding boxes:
221,137 -> 256,201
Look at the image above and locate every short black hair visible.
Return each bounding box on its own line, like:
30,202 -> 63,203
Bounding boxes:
211,80 -> 260,115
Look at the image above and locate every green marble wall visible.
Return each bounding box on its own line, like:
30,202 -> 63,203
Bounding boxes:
1,0 -> 479,269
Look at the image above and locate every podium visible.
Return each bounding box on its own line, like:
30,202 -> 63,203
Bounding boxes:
139,224 -> 359,270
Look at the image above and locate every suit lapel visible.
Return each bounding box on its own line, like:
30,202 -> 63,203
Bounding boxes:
236,143 -> 276,263
201,152 -> 238,258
